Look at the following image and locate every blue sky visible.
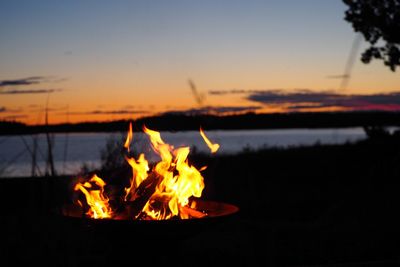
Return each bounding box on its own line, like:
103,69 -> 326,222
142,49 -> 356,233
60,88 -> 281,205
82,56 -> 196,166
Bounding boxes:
0,0 -> 399,124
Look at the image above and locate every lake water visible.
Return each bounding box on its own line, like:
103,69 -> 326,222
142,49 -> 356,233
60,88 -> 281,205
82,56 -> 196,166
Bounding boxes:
0,128 -> 368,177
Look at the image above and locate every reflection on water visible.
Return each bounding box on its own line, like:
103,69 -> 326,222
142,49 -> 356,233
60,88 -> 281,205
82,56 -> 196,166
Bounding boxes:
0,128 -> 367,177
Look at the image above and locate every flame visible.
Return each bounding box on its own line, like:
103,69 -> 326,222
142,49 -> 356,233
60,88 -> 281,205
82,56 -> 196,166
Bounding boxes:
199,127 -> 220,153
74,174 -> 112,219
124,153 -> 149,201
123,122 -> 150,201
73,123 -> 219,220
124,122 -> 133,152
140,126 -> 205,220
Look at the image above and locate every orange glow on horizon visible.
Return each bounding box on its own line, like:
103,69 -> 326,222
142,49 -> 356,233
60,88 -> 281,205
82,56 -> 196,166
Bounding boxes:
1,67 -> 399,126
8,105 -> 352,125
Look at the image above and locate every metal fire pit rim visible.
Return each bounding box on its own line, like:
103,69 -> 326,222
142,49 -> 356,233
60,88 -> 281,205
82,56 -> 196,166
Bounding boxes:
61,199 -> 239,224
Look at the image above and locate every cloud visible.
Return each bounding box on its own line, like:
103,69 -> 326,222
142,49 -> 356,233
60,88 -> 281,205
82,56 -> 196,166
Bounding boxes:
209,89 -> 255,95
0,106 -> 24,113
246,90 -> 400,111
326,74 -> 350,79
0,88 -> 62,95
0,76 -> 66,95
0,114 -> 28,120
210,88 -> 400,112
247,90 -> 338,104
65,109 -> 149,116
89,110 -> 148,115
0,76 -> 46,87
0,106 -> 26,120
28,106 -> 67,113
162,105 -> 262,116
207,106 -> 261,113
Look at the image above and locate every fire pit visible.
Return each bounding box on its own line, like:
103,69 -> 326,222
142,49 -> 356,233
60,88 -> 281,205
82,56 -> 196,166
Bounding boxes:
62,199 -> 238,224
60,199 -> 238,241
60,123 -> 239,236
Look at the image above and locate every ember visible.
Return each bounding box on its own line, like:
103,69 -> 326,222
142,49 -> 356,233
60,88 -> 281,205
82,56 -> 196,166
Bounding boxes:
72,123 -> 223,220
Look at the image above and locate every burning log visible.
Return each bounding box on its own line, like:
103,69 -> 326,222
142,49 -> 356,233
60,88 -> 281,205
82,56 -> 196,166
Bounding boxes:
125,172 -> 161,219
70,123 -> 225,221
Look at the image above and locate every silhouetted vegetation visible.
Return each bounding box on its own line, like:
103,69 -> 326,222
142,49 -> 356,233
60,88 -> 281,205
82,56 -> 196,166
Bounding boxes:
343,0 -> 400,71
2,134 -> 400,266
2,111 -> 400,135
98,133 -> 127,173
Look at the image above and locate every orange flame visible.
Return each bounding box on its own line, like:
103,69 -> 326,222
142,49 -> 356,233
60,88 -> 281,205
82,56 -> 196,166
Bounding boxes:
74,123 -> 219,220
124,122 -> 133,152
199,127 -> 220,153
74,174 -> 112,219
125,153 -> 149,201
139,126 -> 205,219
124,122 -> 150,201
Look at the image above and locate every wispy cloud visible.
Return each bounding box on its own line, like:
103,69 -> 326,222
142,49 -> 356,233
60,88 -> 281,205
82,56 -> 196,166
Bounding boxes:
0,76 -> 46,87
0,106 -> 26,120
162,105 -> 262,116
210,89 -> 400,112
0,106 -> 24,113
247,90 -> 338,104
209,89 -> 257,95
247,90 -> 400,111
0,114 -> 28,120
207,106 -> 261,113
326,74 -> 350,79
0,88 -> 62,95
0,76 -> 66,95
65,109 -> 149,116
28,105 -> 67,113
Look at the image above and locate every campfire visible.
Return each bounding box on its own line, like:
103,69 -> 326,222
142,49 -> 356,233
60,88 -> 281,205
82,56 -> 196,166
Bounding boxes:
64,123 -> 237,221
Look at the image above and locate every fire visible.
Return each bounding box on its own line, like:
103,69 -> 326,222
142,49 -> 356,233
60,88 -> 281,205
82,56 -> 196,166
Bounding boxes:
123,121 -> 133,152
124,123 -> 149,201
200,127 -> 220,153
73,123 -> 220,220
124,153 -> 149,201
74,174 -> 113,219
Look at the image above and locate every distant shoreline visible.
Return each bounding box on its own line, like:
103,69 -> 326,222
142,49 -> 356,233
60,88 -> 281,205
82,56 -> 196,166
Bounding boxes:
1,111 -> 400,136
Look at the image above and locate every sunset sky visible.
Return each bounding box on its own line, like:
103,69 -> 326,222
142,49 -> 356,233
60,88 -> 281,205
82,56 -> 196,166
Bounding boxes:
0,0 -> 399,125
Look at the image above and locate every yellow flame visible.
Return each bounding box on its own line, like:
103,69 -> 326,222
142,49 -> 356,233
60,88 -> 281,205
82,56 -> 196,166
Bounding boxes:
199,127 -> 220,153
140,127 -> 205,220
125,153 -> 149,201
74,124 -> 214,220
143,126 -> 173,164
74,174 -> 112,219
124,122 -> 133,152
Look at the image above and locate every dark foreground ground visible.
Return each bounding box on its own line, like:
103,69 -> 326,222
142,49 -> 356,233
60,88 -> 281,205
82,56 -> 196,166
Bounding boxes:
2,134 -> 400,266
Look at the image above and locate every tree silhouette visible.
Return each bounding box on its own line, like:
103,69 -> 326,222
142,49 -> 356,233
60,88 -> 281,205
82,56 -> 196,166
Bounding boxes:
343,0 -> 400,71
